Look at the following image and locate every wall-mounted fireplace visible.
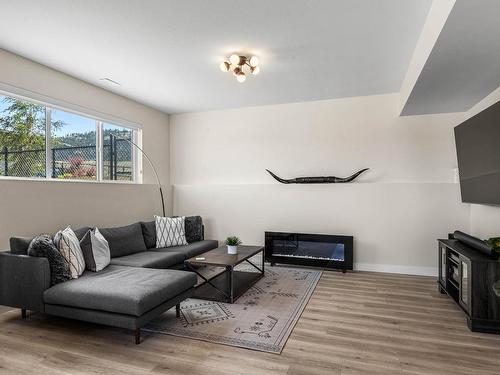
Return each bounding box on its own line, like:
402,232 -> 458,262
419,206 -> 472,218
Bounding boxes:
265,231 -> 353,272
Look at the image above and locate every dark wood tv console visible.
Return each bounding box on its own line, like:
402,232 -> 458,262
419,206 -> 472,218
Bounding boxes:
438,239 -> 500,333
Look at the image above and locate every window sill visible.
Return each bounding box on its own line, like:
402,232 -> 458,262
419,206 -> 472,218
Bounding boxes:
0,175 -> 141,185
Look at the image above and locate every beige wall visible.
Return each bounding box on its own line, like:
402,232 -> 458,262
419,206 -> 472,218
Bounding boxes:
170,93 -> 471,275
0,49 -> 170,248
3,44 -> 497,273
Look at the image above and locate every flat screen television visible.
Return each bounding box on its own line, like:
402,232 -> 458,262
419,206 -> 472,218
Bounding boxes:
454,100 -> 500,204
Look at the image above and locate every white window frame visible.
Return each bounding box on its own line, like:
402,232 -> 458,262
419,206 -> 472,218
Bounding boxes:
0,85 -> 142,184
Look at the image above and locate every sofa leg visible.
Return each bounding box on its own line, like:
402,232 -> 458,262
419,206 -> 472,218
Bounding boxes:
134,329 -> 141,345
21,309 -> 27,319
176,303 -> 180,318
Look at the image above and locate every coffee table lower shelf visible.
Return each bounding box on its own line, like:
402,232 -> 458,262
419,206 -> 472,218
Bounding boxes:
190,269 -> 263,303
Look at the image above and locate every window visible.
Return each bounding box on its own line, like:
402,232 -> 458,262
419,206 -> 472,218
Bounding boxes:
0,96 -> 46,178
0,93 -> 139,182
102,123 -> 133,181
51,109 -> 97,180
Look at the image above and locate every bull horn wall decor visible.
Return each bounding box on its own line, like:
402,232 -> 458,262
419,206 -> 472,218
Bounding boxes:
265,168 -> 369,184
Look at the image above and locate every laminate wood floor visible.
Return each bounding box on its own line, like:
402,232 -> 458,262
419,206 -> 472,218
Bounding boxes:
1,270 -> 500,375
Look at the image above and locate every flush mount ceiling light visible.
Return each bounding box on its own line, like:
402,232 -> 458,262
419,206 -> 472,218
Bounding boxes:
219,54 -> 260,83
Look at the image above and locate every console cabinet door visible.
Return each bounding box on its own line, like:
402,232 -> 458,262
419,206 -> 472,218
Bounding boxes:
459,256 -> 471,315
438,244 -> 447,289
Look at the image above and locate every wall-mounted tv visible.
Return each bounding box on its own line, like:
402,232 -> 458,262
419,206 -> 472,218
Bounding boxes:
454,100 -> 500,204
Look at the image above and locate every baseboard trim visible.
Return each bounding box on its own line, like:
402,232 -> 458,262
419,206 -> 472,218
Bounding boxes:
354,263 -> 437,277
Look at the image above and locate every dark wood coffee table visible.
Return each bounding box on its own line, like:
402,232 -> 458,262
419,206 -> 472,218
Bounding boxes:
184,245 -> 264,303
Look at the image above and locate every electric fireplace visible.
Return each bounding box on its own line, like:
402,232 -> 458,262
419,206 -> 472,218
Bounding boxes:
265,231 -> 353,272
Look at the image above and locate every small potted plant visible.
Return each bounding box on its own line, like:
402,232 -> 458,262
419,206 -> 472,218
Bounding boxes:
225,236 -> 241,255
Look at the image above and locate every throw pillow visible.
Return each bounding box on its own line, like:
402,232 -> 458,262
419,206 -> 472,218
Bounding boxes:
54,226 -> 86,279
185,216 -> 203,243
80,228 -> 111,272
28,234 -> 72,286
155,216 -> 188,248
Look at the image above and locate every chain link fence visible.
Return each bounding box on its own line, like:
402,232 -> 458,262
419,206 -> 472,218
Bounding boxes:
0,138 -> 132,180
0,147 -> 46,178
103,137 -> 133,181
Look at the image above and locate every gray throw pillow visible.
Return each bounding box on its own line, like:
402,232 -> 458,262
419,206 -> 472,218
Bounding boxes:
28,234 -> 71,286
185,216 -> 203,243
80,228 -> 111,272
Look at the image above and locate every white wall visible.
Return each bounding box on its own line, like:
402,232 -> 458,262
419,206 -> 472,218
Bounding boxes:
0,49 -> 170,248
170,93 -> 471,275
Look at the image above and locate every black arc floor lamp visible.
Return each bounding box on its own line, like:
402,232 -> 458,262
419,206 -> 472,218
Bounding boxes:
110,134 -> 165,217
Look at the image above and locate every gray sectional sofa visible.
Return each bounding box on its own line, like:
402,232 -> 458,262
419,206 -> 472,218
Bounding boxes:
0,220 -> 218,344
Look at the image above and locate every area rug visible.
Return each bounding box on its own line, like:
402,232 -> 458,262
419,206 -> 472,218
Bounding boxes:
144,264 -> 322,354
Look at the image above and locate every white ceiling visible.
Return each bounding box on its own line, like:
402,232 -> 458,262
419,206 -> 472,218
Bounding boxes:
0,0 -> 432,114
402,0 -> 500,115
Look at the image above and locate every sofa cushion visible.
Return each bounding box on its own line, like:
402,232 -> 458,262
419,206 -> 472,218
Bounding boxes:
43,265 -> 196,316
140,221 -> 156,249
152,240 -> 218,260
10,237 -> 33,255
99,223 -> 147,258
110,251 -> 184,269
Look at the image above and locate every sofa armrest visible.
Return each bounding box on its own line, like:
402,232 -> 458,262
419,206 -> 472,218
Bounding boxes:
0,251 -> 50,312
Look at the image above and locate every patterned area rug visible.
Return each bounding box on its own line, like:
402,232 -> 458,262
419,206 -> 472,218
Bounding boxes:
144,264 -> 321,354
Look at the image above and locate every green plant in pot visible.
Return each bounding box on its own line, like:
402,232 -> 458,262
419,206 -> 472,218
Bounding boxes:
225,236 -> 241,255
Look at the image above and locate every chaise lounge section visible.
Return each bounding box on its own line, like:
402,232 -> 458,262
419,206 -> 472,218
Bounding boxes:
0,219 -> 218,344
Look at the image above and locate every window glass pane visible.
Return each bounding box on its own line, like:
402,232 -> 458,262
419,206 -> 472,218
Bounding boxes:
0,95 -> 46,178
50,109 -> 96,180
103,123 -> 133,181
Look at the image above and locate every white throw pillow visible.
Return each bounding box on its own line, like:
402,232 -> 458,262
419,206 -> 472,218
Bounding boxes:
54,226 -> 86,278
80,228 -> 111,272
155,216 -> 188,248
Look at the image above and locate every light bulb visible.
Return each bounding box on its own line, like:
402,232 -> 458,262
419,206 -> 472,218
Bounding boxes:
236,72 -> 246,83
219,61 -> 230,72
230,54 -> 241,65
249,56 -> 259,67
250,66 -> 260,75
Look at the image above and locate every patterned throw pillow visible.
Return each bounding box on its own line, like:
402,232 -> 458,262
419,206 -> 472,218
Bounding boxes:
80,228 -> 111,272
155,216 -> 188,248
54,226 -> 86,279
